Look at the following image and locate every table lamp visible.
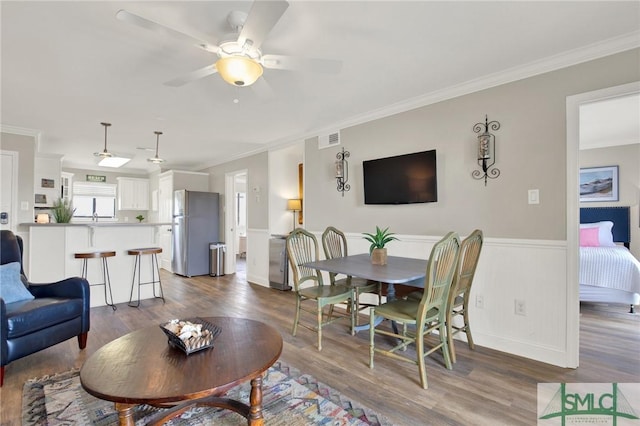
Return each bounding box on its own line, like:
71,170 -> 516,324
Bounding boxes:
36,213 -> 50,223
286,199 -> 302,231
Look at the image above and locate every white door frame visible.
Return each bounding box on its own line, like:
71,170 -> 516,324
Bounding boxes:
225,169 -> 248,275
0,150 -> 19,232
158,172 -> 173,271
565,80 -> 640,368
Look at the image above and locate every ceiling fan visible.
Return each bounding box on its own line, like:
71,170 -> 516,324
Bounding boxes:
116,1 -> 341,88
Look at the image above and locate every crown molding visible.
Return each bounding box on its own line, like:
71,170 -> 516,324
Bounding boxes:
259,31 -> 640,156
1,124 -> 44,152
311,30 -> 640,138
0,124 -> 41,138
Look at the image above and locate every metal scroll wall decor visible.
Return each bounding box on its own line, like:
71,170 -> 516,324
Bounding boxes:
472,115 -> 501,186
335,147 -> 350,196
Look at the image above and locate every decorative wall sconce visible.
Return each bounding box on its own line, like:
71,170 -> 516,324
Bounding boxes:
472,115 -> 501,186
286,199 -> 302,231
335,147 -> 350,196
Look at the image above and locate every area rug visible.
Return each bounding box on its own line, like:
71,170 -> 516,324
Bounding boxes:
22,360 -> 393,425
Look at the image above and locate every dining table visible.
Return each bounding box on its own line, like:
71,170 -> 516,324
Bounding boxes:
303,253 -> 427,331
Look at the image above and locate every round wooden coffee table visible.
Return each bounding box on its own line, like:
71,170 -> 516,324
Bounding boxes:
80,317 -> 283,426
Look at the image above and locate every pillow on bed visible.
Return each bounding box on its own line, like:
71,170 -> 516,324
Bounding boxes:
579,227 -> 601,247
579,221 -> 616,247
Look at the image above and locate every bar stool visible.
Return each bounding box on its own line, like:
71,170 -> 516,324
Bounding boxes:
74,250 -> 117,311
127,247 -> 165,307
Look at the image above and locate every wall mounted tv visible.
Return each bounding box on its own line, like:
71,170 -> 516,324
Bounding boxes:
363,149 -> 437,205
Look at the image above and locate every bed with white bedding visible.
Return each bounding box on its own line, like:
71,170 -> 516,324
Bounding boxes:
579,206 -> 639,313
579,246 -> 640,311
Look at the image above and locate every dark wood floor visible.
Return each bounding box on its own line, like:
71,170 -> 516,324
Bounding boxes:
1,265 -> 638,425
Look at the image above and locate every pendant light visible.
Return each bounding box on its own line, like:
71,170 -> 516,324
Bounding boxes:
147,131 -> 165,164
95,122 -> 113,158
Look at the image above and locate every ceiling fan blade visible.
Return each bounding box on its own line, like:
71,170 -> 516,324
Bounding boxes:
116,9 -> 219,54
164,64 -> 218,87
262,54 -> 342,74
238,1 -> 289,50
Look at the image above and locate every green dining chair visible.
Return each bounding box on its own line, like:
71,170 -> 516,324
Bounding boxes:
445,229 -> 483,363
407,229 -> 483,363
286,228 -> 355,351
322,226 -> 382,332
369,232 -> 460,389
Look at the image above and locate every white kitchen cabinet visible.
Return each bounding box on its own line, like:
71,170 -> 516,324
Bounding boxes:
61,172 -> 73,203
117,177 -> 149,210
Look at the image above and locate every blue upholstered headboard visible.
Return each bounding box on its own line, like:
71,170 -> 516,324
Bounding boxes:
580,206 -> 630,246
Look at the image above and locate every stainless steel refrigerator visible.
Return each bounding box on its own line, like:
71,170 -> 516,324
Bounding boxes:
172,190 -> 220,277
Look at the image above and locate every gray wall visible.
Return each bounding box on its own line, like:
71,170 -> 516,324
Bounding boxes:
1,132 -> 36,225
204,151 -> 269,230
303,49 -> 640,240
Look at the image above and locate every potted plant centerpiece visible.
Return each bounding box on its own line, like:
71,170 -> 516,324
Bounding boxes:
51,197 -> 75,223
363,226 -> 398,265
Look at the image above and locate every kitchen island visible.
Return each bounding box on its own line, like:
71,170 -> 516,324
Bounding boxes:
19,222 -> 172,308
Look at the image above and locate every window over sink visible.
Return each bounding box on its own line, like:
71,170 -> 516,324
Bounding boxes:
72,182 -> 117,219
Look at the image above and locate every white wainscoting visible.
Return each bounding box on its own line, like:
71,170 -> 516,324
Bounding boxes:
249,229 -> 570,367
246,228 -> 271,287
349,232 -> 569,367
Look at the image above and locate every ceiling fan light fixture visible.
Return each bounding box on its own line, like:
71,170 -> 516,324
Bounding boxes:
216,56 -> 263,87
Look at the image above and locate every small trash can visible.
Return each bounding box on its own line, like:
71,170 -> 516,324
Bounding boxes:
209,243 -> 226,277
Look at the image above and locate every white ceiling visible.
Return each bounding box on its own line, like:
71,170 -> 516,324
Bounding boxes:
2,1 -> 639,174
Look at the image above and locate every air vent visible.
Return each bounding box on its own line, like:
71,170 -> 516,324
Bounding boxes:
318,131 -> 340,150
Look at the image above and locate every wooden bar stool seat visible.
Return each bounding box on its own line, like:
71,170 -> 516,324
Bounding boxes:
127,247 -> 165,307
74,250 -> 117,310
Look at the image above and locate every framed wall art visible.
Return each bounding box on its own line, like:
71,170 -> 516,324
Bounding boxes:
41,178 -> 55,188
579,165 -> 619,202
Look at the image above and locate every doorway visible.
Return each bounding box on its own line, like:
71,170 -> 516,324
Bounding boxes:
0,150 -> 19,232
566,81 -> 640,367
224,170 -> 248,275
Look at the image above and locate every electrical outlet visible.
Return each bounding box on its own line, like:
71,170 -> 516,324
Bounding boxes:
475,295 -> 484,309
515,299 -> 526,316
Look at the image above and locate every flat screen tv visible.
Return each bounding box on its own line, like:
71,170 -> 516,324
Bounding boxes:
363,149 -> 437,205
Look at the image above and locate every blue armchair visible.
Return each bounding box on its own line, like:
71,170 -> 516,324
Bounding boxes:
0,230 -> 90,386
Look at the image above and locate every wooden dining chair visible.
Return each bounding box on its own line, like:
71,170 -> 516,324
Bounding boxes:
286,228 -> 355,350
322,226 -> 382,332
405,230 -> 484,363
445,229 -> 483,363
369,232 -> 460,389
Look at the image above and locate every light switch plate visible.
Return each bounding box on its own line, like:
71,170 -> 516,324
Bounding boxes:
528,189 -> 539,204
